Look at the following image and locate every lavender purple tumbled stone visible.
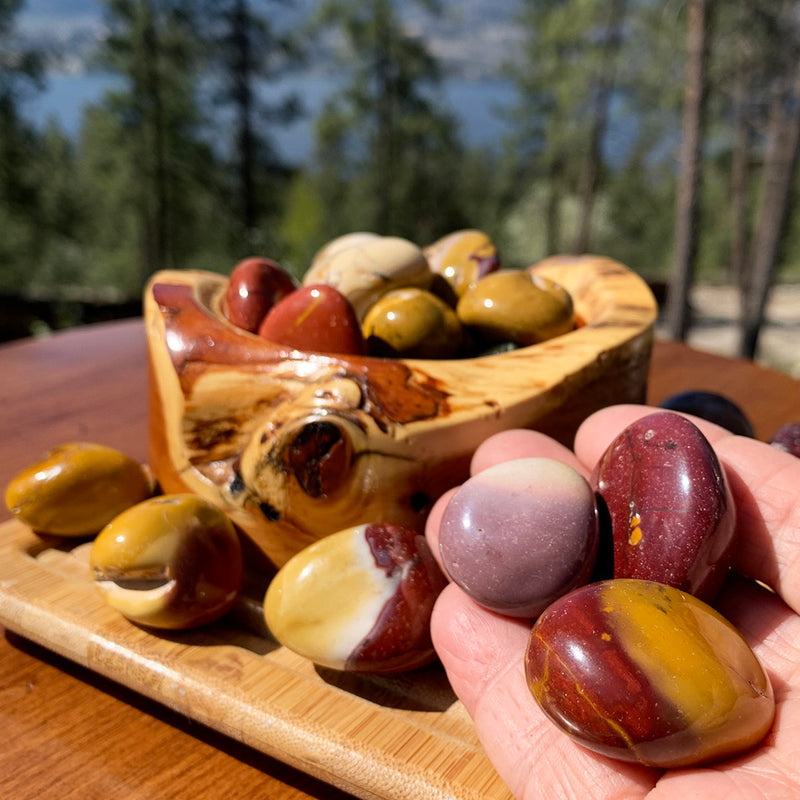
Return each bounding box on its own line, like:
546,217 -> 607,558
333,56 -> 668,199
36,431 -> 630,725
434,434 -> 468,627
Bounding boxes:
438,457 -> 599,618
770,421 -> 800,458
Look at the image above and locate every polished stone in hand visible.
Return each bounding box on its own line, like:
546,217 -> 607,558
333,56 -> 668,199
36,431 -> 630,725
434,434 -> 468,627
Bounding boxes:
438,457 -> 598,618
525,579 -> 774,768
593,411 -> 736,602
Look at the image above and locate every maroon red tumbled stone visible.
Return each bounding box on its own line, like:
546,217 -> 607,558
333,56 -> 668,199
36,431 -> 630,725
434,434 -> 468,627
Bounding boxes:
258,283 -> 367,356
224,256 -> 297,333
592,411 -> 736,602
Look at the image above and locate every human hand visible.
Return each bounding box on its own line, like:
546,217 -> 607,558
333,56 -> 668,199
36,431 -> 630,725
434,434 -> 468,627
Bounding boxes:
425,404 -> 800,800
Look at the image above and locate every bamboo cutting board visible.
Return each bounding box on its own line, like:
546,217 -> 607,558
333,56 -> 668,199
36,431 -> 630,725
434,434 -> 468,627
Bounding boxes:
0,518 -> 512,800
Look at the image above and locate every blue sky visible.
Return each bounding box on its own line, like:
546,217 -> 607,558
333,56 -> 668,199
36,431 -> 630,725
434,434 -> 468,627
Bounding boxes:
16,0 -> 522,163
16,0 -> 524,79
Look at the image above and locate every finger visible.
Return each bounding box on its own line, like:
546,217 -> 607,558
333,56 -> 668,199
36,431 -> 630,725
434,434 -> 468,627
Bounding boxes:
470,428 -> 587,478
575,405 -> 800,617
712,436 -> 800,616
425,487 -> 456,572
431,583 -> 659,799
715,574 -> 799,672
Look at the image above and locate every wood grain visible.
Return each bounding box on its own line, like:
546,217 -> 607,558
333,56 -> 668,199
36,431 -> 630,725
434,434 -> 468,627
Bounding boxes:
2,319 -> 800,800
145,257 -> 656,567
647,340 -> 800,442
0,518 -> 509,800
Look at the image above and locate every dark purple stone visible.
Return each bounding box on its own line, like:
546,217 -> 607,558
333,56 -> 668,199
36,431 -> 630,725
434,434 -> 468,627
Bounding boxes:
659,390 -> 754,437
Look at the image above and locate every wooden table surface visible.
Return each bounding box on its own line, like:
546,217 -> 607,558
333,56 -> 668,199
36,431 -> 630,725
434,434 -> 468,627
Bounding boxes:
1,318 -> 799,800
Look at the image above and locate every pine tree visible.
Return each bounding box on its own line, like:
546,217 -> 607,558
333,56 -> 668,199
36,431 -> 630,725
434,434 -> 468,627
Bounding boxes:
196,0 -> 304,254
0,0 -> 45,290
305,0 -> 466,245
664,0 -> 715,342
506,0 -> 631,257
733,1 -> 800,358
95,0 -> 206,285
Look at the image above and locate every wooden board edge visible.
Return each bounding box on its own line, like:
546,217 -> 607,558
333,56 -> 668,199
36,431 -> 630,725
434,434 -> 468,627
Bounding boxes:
0,519 -> 512,800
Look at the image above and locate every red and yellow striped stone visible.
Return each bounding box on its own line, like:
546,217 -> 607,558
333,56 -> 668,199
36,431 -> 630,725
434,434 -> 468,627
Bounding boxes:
525,579 -> 774,768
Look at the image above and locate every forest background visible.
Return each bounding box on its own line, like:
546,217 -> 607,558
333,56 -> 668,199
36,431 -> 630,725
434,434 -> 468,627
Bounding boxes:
2,0 -> 799,367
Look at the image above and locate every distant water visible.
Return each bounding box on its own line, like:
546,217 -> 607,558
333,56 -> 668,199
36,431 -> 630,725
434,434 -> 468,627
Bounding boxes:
20,72 -> 122,135
20,70 -> 518,164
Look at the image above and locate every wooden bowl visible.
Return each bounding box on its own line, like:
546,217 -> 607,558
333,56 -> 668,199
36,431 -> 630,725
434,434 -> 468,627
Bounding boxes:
145,255 -> 657,568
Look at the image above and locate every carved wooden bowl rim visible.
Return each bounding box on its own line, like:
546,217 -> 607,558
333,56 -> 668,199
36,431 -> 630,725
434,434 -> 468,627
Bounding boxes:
145,254 -> 657,370
144,254 -> 657,567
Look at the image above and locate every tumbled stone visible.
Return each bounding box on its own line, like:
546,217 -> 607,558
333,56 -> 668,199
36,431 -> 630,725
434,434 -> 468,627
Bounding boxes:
302,235 -> 432,320
438,457 -> 598,618
309,232 -> 380,270
769,421 -> 800,458
593,411 -> 736,603
223,256 -> 297,334
257,283 -> 366,356
362,287 -> 464,359
659,390 -> 755,437
525,578 -> 774,768
264,522 -> 447,673
90,494 -> 243,630
5,442 -> 152,537
423,229 -> 500,298
456,270 -> 575,346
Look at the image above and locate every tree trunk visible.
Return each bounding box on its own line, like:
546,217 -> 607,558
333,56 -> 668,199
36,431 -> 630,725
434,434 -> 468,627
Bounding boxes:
729,1 -> 751,289
545,152 -> 563,255
574,0 -> 627,254
665,0 -> 713,342
371,0 -> 395,234
232,0 -> 258,242
137,0 -> 170,282
739,56 -> 800,359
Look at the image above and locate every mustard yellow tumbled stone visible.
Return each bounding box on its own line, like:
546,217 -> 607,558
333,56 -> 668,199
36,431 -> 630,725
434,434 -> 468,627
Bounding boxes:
90,493 -> 243,630
5,442 -> 152,537
456,270 -> 575,346
264,522 -> 447,673
362,287 -> 464,359
424,229 -> 500,298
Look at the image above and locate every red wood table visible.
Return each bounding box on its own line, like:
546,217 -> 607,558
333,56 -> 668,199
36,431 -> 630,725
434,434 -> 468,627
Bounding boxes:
1,319 -> 798,800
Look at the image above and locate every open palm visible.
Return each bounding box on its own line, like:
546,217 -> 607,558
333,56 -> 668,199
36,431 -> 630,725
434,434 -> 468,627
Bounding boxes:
426,405 -> 800,800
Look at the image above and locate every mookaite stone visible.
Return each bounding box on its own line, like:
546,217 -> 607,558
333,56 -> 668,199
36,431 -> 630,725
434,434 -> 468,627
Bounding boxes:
525,579 -> 774,768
